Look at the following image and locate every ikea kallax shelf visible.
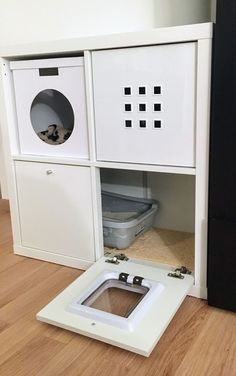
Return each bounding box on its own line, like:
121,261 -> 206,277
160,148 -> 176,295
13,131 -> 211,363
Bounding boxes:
0,22 -> 212,355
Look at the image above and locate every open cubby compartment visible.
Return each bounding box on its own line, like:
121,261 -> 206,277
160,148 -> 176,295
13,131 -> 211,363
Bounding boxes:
100,168 -> 195,272
10,56 -> 89,159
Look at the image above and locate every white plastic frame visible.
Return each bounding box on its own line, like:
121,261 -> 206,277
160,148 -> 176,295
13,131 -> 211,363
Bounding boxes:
68,270 -> 165,331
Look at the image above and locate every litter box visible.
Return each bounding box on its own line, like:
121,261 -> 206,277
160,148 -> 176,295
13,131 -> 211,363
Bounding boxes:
102,191 -> 159,249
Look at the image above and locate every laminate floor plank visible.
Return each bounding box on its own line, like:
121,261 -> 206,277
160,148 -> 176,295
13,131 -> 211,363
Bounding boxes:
41,321 -> 79,345
0,320 -> 9,334
0,261 -> 60,308
0,200 -> 13,247
0,253 -> 25,274
34,336 -> 93,376
0,266 -> 81,324
175,309 -> 236,376
0,335 -> 64,376
0,318 -> 42,365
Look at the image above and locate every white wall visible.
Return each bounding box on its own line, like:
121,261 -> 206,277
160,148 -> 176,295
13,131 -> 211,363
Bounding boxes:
148,173 -> 195,233
101,169 -> 148,198
0,0 -> 215,47
0,0 -> 155,47
154,0 -> 212,27
211,0 -> 217,22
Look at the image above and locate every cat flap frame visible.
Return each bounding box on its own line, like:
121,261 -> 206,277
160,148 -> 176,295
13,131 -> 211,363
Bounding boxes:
37,257 -> 194,356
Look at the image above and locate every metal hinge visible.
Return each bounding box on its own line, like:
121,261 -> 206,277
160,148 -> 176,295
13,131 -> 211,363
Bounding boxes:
168,266 -> 192,279
105,253 -> 129,265
175,266 -> 192,275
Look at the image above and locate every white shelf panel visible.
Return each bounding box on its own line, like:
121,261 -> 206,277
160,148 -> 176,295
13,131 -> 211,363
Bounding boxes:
12,156 -> 196,175
95,161 -> 196,175
0,23 -> 212,58
12,154 -> 92,166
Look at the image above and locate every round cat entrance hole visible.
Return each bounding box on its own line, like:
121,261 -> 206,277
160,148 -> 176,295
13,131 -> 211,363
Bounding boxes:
30,89 -> 75,145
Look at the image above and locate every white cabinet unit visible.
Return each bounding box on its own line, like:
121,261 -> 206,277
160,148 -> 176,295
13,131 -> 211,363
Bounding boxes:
93,43 -> 196,167
11,57 -> 89,159
15,161 -> 95,264
0,23 -> 212,356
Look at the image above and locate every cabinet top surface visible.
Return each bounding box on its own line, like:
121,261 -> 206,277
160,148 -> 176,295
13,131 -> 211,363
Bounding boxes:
0,22 -> 213,59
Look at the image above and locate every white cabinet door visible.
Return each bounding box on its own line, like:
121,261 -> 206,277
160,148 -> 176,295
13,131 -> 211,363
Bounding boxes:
92,43 -> 196,167
37,256 -> 194,357
15,161 -> 95,262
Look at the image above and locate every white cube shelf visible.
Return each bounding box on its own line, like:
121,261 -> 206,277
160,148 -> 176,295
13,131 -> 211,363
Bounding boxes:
92,43 -> 196,167
11,57 -> 89,159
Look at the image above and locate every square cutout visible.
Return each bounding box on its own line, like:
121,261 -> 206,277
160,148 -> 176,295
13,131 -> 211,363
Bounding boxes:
139,86 -> 146,95
139,120 -> 147,128
139,103 -> 146,112
125,120 -> 132,128
154,103 -> 161,112
124,103 -> 132,112
154,120 -> 162,128
124,87 -> 132,96
154,86 -> 162,95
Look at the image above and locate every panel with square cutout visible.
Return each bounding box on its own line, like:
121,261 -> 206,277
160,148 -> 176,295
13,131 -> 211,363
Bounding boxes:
37,257 -> 194,356
93,43 -> 196,166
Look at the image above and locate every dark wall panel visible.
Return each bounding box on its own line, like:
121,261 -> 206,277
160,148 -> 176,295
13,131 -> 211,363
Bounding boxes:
208,219 -> 236,311
209,0 -> 236,221
208,0 -> 236,311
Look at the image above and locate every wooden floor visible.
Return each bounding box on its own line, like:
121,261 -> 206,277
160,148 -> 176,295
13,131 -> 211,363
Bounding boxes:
0,199 -> 236,376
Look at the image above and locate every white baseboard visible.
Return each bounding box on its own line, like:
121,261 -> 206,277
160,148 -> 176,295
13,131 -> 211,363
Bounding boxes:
14,244 -> 93,271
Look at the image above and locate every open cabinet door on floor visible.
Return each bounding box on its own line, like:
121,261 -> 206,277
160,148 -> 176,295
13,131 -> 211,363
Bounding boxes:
37,257 -> 194,356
